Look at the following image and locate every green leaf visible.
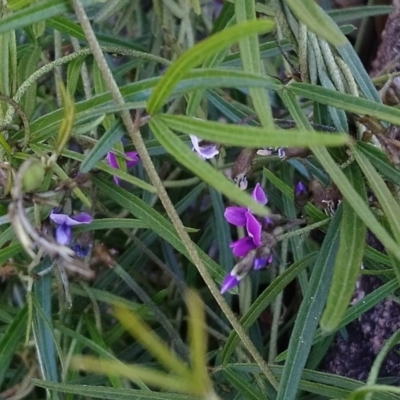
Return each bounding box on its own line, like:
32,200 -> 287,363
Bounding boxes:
33,259 -> 60,397
93,60 -> 115,131
328,5 -> 393,23
158,114 -> 350,148
93,177 -> 225,282
353,146 -> 400,246
147,19 -> 275,114
234,0 -> 273,129
17,45 -> 41,119
223,368 -> 264,400
0,306 -> 27,387
47,16 -> 146,51
288,83 -> 398,124
276,208 -> 341,400
0,243 -> 23,264
27,69 -> 283,144
209,187 -> 233,272
284,0 -> 345,46
74,218 -> 148,232
33,380 -> 195,399
67,55 -> 86,97
149,117 -> 269,216
320,164 -> 366,333
221,253 -> 316,363
357,141 -> 400,188
0,0 -> 96,35
352,146 -> 400,284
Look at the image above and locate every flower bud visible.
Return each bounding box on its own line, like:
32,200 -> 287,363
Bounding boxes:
22,159 -> 45,193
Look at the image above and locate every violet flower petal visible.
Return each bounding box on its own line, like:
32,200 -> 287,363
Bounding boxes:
220,273 -> 240,294
252,183 -> 268,205
254,255 -> 273,270
67,212 -> 93,226
55,224 -> 72,245
224,206 -> 247,226
253,257 -> 268,270
245,211 -> 262,246
49,211 -> 69,225
107,151 -> 119,169
229,236 -> 256,257
126,151 -> 140,168
295,181 -> 307,196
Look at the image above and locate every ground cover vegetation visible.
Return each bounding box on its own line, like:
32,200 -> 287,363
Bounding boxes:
1,0 -> 400,399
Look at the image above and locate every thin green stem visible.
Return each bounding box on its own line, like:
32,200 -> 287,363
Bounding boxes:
71,0 -> 279,389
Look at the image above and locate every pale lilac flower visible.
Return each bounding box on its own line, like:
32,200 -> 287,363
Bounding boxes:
224,184 -> 268,248
107,150 -> 140,185
189,135 -> 219,159
50,211 -> 93,246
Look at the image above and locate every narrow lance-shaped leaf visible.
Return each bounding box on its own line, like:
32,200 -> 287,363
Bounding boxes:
158,113 -> 350,148
352,145 -> 400,286
33,381 -> 196,400
320,163 -> 367,333
276,207 -> 342,400
54,80 -> 75,156
0,306 -> 28,387
147,19 -> 275,114
235,0 -> 273,129
289,83 -> 400,125
357,141 -> 400,188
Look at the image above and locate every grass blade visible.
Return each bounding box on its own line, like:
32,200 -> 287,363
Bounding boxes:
276,207 -> 342,400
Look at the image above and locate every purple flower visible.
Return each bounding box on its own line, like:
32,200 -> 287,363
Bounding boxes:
294,181 -> 309,208
229,237 -> 257,257
224,184 -> 268,250
189,135 -> 219,159
220,253 -> 274,294
50,211 -> 93,245
253,255 -> 273,270
107,150 -> 140,185
221,273 -> 240,294
295,181 -> 307,196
